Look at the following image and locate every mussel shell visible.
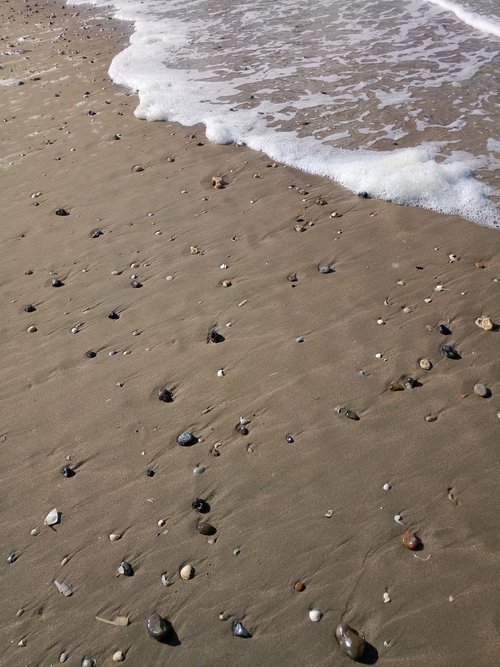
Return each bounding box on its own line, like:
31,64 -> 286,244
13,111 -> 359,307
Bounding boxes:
197,522 -> 216,536
157,388 -> 173,403
441,344 -> 460,359
232,620 -> 251,638
146,613 -> 172,641
438,324 -> 451,335
119,561 -> 134,576
335,623 -> 366,660
192,498 -> 210,513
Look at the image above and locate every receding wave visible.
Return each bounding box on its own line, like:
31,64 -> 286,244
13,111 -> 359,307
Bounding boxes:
425,0 -> 500,38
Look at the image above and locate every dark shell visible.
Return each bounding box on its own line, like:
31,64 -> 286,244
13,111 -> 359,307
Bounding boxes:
402,376 -> 417,390
236,424 -> 249,436
146,469 -> 155,477
108,311 -> 120,320
357,191 -> 370,199
286,435 -> 294,444
24,304 -> 36,313
7,552 -> 16,564
157,388 -> 173,403
146,613 -> 172,641
85,350 -> 97,359
438,324 -> 451,335
176,431 -> 197,446
441,344 -> 460,360
345,410 -> 359,421
55,208 -> 70,216
335,623 -> 366,660
51,278 -> 64,287
232,620 -> 251,638
192,498 -> 210,513
197,522 -> 216,536
62,466 -> 75,478
318,264 -> 332,274
90,228 -> 103,238
131,280 -> 143,288
120,561 -> 134,576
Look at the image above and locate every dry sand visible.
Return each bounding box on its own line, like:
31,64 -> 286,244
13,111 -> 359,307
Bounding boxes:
1,1 -> 499,665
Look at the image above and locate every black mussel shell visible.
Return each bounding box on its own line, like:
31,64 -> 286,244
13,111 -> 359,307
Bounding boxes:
232,620 -> 251,638
441,344 -> 460,360
62,466 -> 75,478
192,498 -> 210,513
24,304 -> 36,313
438,324 -> 451,335
157,388 -> 173,403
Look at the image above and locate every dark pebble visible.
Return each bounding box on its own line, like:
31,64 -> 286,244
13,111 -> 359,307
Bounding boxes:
146,469 -> 155,477
131,280 -> 143,288
232,620 -> 251,638
157,388 -> 173,403
90,228 -> 103,238
7,552 -> 16,564
176,431 -> 197,446
286,435 -> 294,443
85,350 -> 97,359
197,522 -> 217,536
207,328 -> 224,343
119,561 -> 134,576
236,425 -> 249,436
438,324 -> 451,335
62,466 -> 75,478
55,208 -> 70,216
403,376 -> 417,390
345,410 -> 360,421
192,498 -> 210,513
51,278 -> 64,287
24,304 -> 36,313
146,613 -> 172,642
357,191 -> 370,198
441,344 -> 461,360
108,310 -> 120,320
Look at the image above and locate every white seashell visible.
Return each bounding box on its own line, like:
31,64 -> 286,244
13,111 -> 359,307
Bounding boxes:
424,297 -> 432,303
219,263 -> 228,269
166,275 -> 174,281
396,280 -> 406,286
59,652 -> 69,663
239,417 -> 250,425
60,556 -> 70,566
30,527 -> 40,536
448,254 -> 458,262
382,483 -> 391,491
180,564 -> 194,580
377,318 -> 385,325
112,651 -> 125,662
157,519 -> 166,527
394,514 -> 404,525
82,659 -> 96,667
44,508 -> 59,526
309,609 -> 322,622
18,638 -> 27,646
324,509 -> 334,518
54,580 -> 72,596
161,573 -> 173,587
434,284 -> 444,292
383,592 -> 391,603
217,369 -> 224,377
109,533 -> 121,541
375,352 -> 383,359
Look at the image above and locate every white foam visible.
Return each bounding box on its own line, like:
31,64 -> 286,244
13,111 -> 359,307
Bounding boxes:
425,0 -> 500,38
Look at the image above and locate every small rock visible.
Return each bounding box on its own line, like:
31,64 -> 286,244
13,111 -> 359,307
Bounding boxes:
441,344 -> 460,360
85,350 -> 97,359
112,651 -> 125,662
55,208 -> 70,216
27,325 -> 37,333
294,336 -> 304,343
309,609 -> 322,622
286,435 -> 294,443
287,272 -> 298,282
474,383 -> 489,398
193,466 -> 205,474
177,431 -> 197,446
59,652 -> 69,663
62,466 -> 75,478
146,613 -> 172,641
211,176 -> 224,189
131,280 -> 143,288
197,522 -> 216,536
382,483 -> 391,491
44,508 -> 59,526
51,278 -> 64,287
437,324 -> 451,335
294,581 -> 306,592
318,264 -> 332,274
191,498 -> 210,513
207,328 -> 223,343
146,469 -> 155,477
402,376 -> 417,390
109,533 -> 121,541
132,165 -> 144,172
24,304 -> 36,312
157,387 -> 173,403
108,310 -> 120,320
335,623 -> 366,660
118,561 -> 134,576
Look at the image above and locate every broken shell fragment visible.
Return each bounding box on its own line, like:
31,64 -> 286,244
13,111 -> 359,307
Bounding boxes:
112,651 -> 125,663
44,508 -> 59,526
109,533 -> 121,542
475,316 -> 493,331
180,564 -> 194,580
402,530 -> 419,550
117,561 -> 134,576
232,620 -> 251,638
54,580 -> 73,597
211,176 -> 224,189
419,358 -> 432,370
335,623 -> 366,660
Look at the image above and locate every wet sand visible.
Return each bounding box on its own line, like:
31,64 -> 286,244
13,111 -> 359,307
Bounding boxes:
1,1 -> 499,665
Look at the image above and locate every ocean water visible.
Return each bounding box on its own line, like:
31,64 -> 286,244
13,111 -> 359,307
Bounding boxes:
68,0 -> 500,228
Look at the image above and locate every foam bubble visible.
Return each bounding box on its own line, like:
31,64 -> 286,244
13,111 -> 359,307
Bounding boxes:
425,0 -> 500,38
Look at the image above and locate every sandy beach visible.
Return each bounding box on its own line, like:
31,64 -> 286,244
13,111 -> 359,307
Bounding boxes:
1,1 -> 499,665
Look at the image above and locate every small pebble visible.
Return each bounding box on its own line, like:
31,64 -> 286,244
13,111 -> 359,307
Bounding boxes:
217,369 -> 225,377
294,581 -> 306,592
62,466 -> 75,478
180,564 -> 194,580
131,280 -> 143,288
81,659 -> 96,667
112,651 -> 125,662
146,613 -> 172,641
177,431 -> 197,446
51,278 -> 64,287
146,469 -> 155,477
24,304 -> 36,312
441,344 -> 460,360
193,466 -> 205,475
109,533 -> 121,541
394,514 -> 404,524
318,264 -> 332,274
286,435 -> 294,443
383,483 -> 391,491
85,350 -> 97,359
383,592 -> 391,603
309,609 -> 322,622
438,324 -> 451,335
377,318 -> 385,325
30,528 -> 39,536
7,552 -> 16,563
55,208 -> 70,216
474,383 -> 489,398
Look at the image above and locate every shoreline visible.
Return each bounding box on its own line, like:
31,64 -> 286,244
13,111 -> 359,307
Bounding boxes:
1,1 -> 499,666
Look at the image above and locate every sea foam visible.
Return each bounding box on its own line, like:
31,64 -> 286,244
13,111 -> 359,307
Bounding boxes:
68,0 -> 500,228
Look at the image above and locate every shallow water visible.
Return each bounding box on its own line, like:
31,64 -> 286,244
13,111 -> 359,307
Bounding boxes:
68,0 -> 500,227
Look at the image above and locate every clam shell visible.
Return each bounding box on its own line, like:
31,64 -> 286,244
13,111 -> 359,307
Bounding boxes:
232,620 -> 251,638
44,508 -> 59,526
109,533 -> 121,542
180,564 -> 194,580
